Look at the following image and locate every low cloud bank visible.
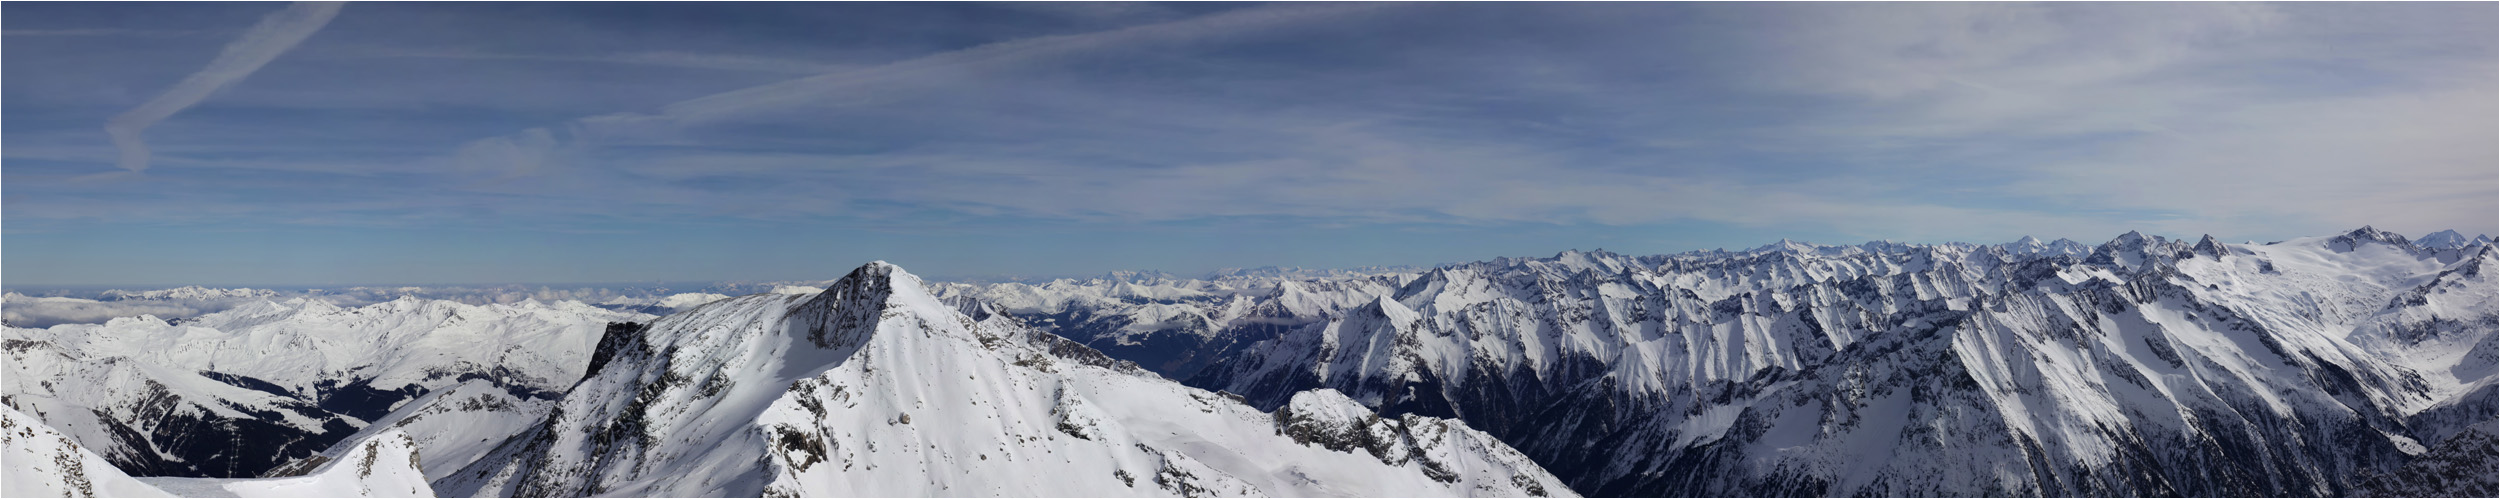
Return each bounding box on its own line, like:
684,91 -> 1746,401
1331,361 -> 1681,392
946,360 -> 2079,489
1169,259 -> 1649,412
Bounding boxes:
1,280 -> 842,328
2,294 -> 205,328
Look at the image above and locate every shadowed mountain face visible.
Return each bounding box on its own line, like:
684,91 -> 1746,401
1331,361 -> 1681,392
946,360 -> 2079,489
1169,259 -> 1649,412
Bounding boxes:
3,298 -> 645,479
437,262 -> 1572,498
956,229 -> 2498,497
6,228 -> 2492,497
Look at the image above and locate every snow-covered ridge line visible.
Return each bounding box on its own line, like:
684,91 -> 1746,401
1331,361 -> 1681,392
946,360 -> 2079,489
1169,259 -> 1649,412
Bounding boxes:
2,406 -> 172,497
440,261 -> 1573,497
3,282 -> 792,329
4,405 -> 431,498
939,227 -> 2496,497
4,295 -> 646,479
14,229 -> 2481,330
5,227 -> 2490,497
927,227 -> 2487,383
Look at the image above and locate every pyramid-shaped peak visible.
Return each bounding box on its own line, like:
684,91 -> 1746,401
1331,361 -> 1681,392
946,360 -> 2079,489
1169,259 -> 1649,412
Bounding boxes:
2193,234 -> 2230,258
2094,231 -> 2156,254
1748,238 -> 1823,254
2416,229 -> 2471,250
819,261 -> 930,301
783,261 -> 952,348
2331,226 -> 2413,250
2345,226 -> 2402,240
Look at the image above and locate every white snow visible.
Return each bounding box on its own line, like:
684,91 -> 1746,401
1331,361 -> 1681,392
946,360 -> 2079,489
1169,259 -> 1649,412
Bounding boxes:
440,262 -> 1572,497
140,430 -> 433,498
2,406 -> 173,498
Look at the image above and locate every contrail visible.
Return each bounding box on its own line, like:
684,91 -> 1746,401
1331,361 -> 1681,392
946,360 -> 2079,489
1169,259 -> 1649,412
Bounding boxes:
104,1 -> 343,173
656,2 -> 1385,124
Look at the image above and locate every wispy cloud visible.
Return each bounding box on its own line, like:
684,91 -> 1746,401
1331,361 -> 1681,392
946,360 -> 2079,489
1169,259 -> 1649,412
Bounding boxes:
1724,2 -> 2494,237
628,2 -> 1390,126
4,28 -> 199,37
102,1 -> 343,173
6,2 -> 2490,283
441,2 -> 2434,239
344,49 -> 852,74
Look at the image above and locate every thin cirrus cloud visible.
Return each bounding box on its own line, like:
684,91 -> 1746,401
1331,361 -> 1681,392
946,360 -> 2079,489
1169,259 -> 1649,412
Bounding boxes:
2,2 -> 2491,284
102,1 -> 341,173
345,48 -> 855,75
3,28 -> 200,37
432,2 -> 2490,241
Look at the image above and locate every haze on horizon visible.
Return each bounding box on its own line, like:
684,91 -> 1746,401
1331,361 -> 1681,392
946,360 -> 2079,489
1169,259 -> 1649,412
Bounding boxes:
4,2 -> 2493,287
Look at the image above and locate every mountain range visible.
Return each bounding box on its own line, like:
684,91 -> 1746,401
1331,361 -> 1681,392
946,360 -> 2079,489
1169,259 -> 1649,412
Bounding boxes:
4,227 -> 2492,497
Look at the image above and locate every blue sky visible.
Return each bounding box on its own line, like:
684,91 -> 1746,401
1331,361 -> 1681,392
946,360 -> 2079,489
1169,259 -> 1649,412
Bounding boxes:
5,2 -> 2494,286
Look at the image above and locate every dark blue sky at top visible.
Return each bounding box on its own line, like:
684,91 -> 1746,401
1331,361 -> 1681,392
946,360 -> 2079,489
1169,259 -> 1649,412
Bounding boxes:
5,2 -> 2493,286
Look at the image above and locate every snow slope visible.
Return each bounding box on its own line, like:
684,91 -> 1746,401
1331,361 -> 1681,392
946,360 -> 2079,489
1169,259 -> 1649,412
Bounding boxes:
301,379 -> 565,484
140,429 -> 432,498
927,269 -> 1414,380
440,262 -> 1570,497
977,228 -> 2495,496
2,406 -> 173,497
3,297 -> 645,478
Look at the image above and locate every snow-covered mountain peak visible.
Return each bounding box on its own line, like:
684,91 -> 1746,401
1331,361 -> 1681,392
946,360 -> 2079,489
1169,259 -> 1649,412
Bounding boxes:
2109,229 -> 2153,246
5,293 -> 644,478
292,296 -> 348,313
2417,229 -> 2474,250
2193,233 -> 2232,259
1856,239 -> 1916,254
1995,235 -> 2091,258
2332,225 -> 2418,252
1745,238 -> 1825,255
445,261 -> 1573,497
1154,227 -> 2499,496
784,260 -> 969,349
96,286 -> 280,302
2081,230 -> 2181,271
1096,269 -> 1182,284
1546,248 -> 1635,274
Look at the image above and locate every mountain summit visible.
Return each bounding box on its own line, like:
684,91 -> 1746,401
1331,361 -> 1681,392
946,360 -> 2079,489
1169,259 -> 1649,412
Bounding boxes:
441,262 -> 1570,497
943,228 -> 2498,497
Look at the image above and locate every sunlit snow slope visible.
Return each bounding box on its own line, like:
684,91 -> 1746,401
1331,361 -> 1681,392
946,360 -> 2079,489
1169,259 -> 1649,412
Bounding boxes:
3,406 -> 172,497
140,429 -> 433,498
959,228 -> 2497,497
3,298 -> 645,478
440,262 -> 1570,497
